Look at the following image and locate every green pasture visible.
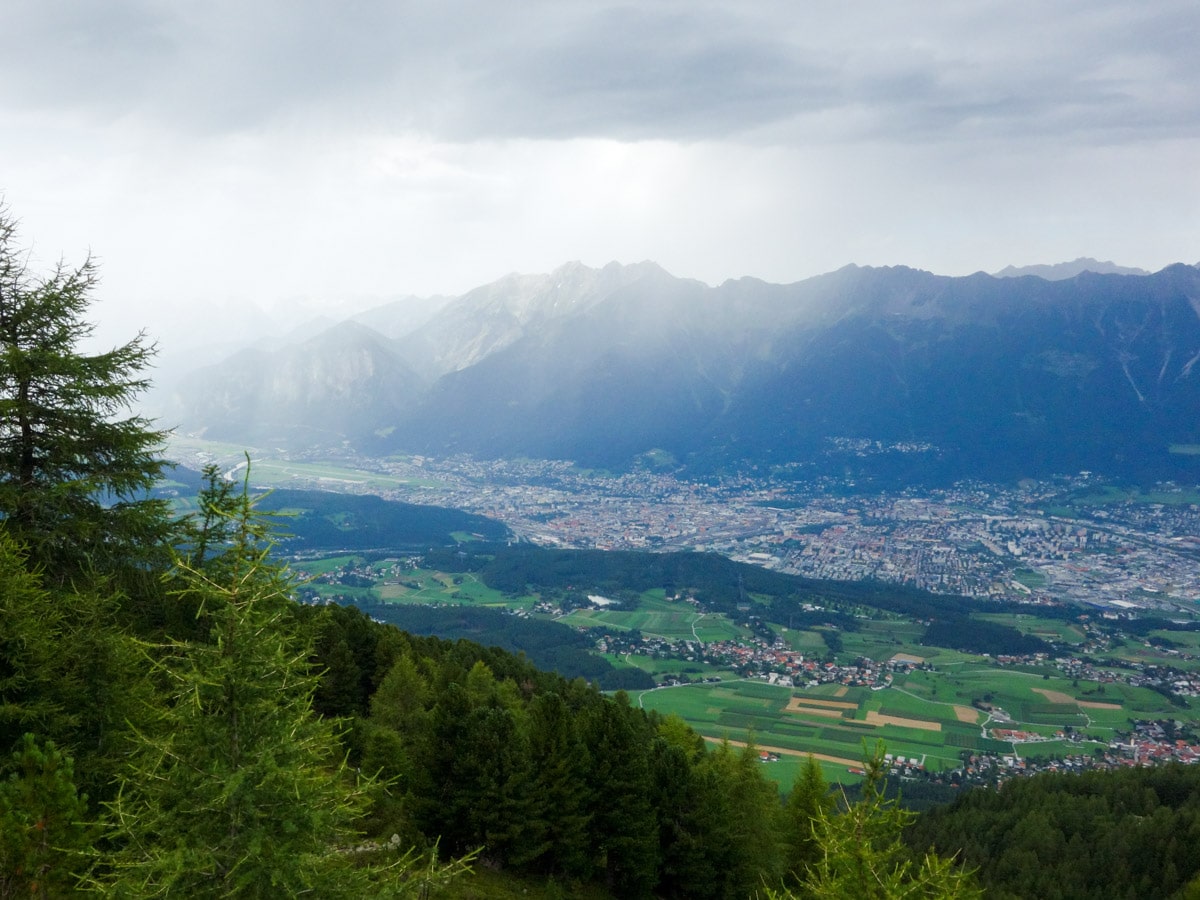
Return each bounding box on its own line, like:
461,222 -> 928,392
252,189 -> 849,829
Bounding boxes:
1108,628 -> 1200,672
245,458 -> 423,491
693,614 -> 753,642
293,554 -> 362,576
293,560 -> 525,608
975,612 -> 1087,645
374,570 -> 526,608
1053,481 -> 1200,508
1012,568 -> 1049,588
1108,640 -> 1200,672
803,683 -> 869,700
915,647 -> 988,666
637,679 -> 987,781
859,619 -> 926,641
1145,629 -> 1200,654
1014,739 -> 1104,762
835,620 -> 980,666
603,653 -> 728,683
870,685 -> 976,723
833,630 -> 912,664
779,629 -> 828,652
308,583 -> 377,602
558,593 -> 753,643
893,666 -> 1195,741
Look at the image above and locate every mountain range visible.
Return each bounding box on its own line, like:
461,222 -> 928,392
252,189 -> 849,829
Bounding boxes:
167,260 -> 1200,485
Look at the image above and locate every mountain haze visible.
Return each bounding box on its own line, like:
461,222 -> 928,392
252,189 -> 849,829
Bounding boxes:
172,261 -> 1200,483
992,258 -> 1150,280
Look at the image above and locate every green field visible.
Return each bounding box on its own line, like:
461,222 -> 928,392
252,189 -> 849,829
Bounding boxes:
975,613 -> 1086,645
635,680 -> 974,784
629,654 -> 1198,789
293,558 -> 520,608
166,437 -> 442,490
602,653 -> 729,683
286,538 -> 1200,791
1050,480 -> 1200,508
559,593 -> 753,642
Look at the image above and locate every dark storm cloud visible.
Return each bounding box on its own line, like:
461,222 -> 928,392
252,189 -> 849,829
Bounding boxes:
3,0 -> 1196,145
452,5 -> 841,140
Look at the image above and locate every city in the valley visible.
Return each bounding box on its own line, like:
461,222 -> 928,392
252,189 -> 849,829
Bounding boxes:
190,442 -> 1200,613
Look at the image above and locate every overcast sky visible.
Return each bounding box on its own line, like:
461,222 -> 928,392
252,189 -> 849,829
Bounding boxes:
2,0 -> 1197,353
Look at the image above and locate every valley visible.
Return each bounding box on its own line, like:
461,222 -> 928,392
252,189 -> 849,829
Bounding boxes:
286,542 -> 1200,793
170,436 -> 1200,611
165,436 -> 1200,795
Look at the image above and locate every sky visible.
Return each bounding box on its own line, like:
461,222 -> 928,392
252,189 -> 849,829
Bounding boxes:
1,0 -> 1198,356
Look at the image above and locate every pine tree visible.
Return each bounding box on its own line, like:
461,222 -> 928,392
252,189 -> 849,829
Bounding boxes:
101,483 -> 440,897
784,754 -> 836,883
517,692 -> 592,877
582,693 -> 659,898
0,531 -> 150,801
771,742 -> 981,900
694,739 -> 787,898
0,734 -> 93,899
0,203 -> 170,582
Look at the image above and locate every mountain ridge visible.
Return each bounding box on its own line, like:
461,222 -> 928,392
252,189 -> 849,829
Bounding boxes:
992,257 -> 1151,279
170,260 -> 1200,484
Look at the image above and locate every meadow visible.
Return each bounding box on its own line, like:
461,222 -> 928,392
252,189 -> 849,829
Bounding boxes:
558,593 -> 753,642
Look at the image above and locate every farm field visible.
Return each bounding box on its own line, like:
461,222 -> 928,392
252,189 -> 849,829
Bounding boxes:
601,653 -> 729,684
635,680 -> 973,784
168,437 -> 439,489
834,621 -> 978,668
633,658 -> 1200,789
293,558 -> 520,608
558,593 -> 753,643
975,612 -> 1087,645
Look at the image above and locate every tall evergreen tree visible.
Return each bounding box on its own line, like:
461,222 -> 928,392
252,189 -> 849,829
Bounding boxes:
772,743 -> 980,900
0,531 -> 149,801
0,734 -> 93,899
582,693 -> 659,898
0,204 -> 170,582
102,484 -> 425,897
517,692 -> 592,877
784,755 -> 836,883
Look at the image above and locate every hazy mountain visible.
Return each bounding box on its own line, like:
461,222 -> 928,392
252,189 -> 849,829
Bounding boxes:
173,320 -> 424,446
172,261 -> 1200,484
993,258 -> 1149,279
392,260 -> 677,378
349,294 -> 453,341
